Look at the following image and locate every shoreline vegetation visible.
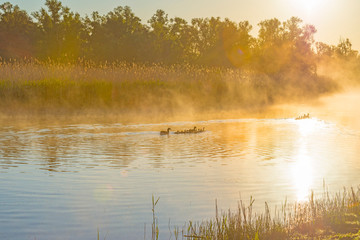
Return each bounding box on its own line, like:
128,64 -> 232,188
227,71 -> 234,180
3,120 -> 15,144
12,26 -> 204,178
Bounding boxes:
0,59 -> 338,123
1,0 -> 360,122
145,187 -> 360,240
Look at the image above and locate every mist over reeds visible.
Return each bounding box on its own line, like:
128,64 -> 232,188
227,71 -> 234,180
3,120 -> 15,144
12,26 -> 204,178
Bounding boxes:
0,60 -> 339,122
1,1 -> 360,122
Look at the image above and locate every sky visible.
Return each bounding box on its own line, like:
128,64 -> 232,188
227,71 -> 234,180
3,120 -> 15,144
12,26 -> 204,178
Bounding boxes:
6,0 -> 360,51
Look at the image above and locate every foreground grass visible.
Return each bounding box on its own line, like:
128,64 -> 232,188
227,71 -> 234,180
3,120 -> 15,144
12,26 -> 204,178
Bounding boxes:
0,59 -> 337,121
150,187 -> 360,240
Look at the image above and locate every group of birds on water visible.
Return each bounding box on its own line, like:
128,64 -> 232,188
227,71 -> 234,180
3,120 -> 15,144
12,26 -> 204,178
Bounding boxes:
295,113 -> 310,120
160,126 -> 205,135
160,113 -> 311,135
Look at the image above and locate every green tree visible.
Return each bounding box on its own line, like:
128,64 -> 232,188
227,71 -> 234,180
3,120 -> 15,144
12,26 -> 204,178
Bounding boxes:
0,2 -> 37,58
254,17 -> 317,76
186,17 -> 253,66
190,17 -> 228,65
32,0 -> 62,59
283,17 -> 302,44
257,18 -> 283,46
315,42 -> 335,58
223,20 -> 253,67
168,17 -> 193,62
336,38 -> 358,59
254,18 -> 285,74
148,9 -> 172,62
33,0 -> 84,61
293,23 -> 317,74
59,7 -> 84,60
83,11 -> 105,60
102,6 -> 146,61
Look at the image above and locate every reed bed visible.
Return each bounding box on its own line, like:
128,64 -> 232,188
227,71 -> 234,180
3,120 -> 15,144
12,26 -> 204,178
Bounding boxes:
0,59 -> 336,121
172,187 -> 360,240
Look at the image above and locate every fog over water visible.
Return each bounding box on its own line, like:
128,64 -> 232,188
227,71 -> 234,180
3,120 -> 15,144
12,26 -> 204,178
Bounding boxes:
1,88 -> 360,239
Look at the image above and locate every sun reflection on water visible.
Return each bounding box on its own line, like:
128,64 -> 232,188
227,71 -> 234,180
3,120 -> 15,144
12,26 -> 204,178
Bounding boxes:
297,119 -> 317,136
291,145 -> 313,202
291,118 -> 324,202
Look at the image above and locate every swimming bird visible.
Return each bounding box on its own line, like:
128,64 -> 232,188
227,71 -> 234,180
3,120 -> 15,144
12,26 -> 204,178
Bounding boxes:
160,128 -> 171,135
190,126 -> 197,133
295,113 -> 310,120
195,127 -> 204,133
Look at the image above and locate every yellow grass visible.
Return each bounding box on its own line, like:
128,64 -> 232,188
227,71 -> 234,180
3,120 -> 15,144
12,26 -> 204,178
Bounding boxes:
0,59 -> 337,122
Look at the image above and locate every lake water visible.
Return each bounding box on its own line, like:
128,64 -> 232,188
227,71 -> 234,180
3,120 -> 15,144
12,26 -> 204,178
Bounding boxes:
1,116 -> 360,239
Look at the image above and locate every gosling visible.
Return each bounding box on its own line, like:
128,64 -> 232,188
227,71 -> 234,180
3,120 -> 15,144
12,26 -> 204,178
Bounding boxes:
190,126 -> 197,133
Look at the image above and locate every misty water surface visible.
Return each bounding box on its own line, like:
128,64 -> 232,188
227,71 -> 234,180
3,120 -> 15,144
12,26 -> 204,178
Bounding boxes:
0,117 -> 360,239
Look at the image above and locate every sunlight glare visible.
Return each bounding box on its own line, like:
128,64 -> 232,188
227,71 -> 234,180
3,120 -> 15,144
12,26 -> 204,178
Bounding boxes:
297,119 -> 316,136
292,0 -> 323,15
291,144 -> 313,202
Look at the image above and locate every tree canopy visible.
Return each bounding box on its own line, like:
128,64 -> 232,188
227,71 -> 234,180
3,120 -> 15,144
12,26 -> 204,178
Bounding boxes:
0,0 -> 358,70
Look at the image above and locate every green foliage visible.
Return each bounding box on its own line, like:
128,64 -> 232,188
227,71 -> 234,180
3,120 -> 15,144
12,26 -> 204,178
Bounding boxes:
1,0 -> 357,72
336,38 -> 358,59
0,2 -> 37,58
32,0 -> 85,61
84,6 -> 146,62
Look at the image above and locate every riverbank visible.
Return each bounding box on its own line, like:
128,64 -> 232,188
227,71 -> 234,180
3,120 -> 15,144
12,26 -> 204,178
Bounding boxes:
154,187 -> 360,240
0,61 -> 337,122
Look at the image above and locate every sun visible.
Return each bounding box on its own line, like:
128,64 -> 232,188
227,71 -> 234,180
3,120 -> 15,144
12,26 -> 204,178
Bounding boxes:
292,0 -> 323,15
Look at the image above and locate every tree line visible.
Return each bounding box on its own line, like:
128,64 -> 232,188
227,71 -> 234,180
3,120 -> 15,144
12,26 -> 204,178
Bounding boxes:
0,0 -> 359,72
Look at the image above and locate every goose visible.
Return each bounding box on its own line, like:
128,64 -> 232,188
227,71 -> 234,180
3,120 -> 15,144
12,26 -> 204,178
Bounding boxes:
160,128 -> 171,135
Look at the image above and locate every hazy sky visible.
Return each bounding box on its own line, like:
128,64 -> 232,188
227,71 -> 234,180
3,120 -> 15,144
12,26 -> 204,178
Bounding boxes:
7,0 -> 360,50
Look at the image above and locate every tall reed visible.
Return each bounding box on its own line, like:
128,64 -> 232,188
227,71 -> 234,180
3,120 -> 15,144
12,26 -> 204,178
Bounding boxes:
177,187 -> 360,240
0,59 -> 337,120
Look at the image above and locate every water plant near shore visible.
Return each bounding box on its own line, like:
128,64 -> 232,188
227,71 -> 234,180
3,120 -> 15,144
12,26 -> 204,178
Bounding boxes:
154,187 -> 360,240
0,60 -> 337,121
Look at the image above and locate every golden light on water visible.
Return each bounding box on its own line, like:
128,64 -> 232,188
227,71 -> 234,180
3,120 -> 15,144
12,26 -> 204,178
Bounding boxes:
297,118 -> 317,136
291,144 -> 313,202
291,118 -> 324,202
